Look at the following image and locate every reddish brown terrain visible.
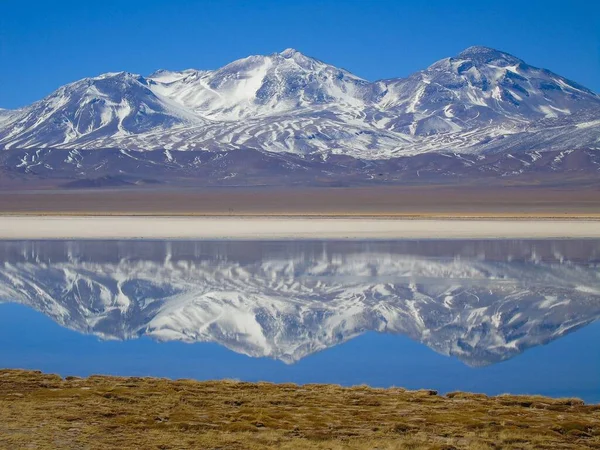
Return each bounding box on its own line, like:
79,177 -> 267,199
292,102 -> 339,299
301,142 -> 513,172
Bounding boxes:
1,185 -> 599,217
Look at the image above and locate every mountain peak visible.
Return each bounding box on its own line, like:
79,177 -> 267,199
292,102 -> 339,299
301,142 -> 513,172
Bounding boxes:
456,46 -> 522,64
458,45 -> 498,56
147,68 -> 201,83
94,71 -> 139,79
88,71 -> 149,86
275,48 -> 320,66
279,48 -> 301,58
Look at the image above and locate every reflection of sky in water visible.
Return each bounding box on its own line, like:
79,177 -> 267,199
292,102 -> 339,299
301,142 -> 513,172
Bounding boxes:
1,304 -> 598,403
0,240 -> 599,403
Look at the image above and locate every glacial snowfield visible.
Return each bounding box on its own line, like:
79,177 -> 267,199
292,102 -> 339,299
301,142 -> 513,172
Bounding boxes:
1,46 -> 599,160
1,240 -> 599,366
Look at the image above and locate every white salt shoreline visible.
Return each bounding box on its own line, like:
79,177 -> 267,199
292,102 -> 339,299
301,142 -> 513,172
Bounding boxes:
0,216 -> 598,240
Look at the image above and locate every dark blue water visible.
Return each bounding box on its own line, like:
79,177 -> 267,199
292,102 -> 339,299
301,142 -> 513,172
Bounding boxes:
0,239 -> 598,402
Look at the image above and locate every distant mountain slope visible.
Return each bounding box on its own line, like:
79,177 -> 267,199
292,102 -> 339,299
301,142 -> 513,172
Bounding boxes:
148,48 -> 373,120
1,47 -> 598,159
0,73 -> 204,149
2,146 -> 599,188
374,46 -> 599,134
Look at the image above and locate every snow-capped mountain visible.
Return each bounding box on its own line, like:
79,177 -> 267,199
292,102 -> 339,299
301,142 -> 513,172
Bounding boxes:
148,48 -> 373,120
0,72 -> 204,149
1,240 -> 599,366
374,46 -> 598,135
1,47 -> 598,159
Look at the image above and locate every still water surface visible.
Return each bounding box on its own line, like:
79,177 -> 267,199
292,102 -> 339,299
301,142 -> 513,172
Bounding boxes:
0,239 -> 598,402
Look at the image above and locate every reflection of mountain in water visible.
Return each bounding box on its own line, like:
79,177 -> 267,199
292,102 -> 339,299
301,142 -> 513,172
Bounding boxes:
0,240 -> 599,366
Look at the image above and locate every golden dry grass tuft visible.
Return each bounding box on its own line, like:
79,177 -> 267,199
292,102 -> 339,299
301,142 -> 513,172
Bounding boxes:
0,370 -> 599,449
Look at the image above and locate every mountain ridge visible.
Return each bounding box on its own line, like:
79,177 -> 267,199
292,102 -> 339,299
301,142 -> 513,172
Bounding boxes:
1,46 -> 598,160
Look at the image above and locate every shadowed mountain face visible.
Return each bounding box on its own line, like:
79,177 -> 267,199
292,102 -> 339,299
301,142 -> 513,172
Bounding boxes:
0,47 -> 598,188
0,240 -> 599,366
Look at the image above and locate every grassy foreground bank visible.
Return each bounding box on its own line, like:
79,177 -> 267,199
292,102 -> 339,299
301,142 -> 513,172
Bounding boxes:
0,370 -> 598,449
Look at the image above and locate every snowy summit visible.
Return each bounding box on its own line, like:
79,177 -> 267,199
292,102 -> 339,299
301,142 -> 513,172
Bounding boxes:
0,46 -> 598,159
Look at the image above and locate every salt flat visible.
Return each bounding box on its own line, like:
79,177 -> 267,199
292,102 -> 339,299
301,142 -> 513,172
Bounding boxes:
0,216 -> 599,240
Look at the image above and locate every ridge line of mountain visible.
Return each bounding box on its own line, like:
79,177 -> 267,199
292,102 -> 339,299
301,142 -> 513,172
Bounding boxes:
0,46 -> 598,160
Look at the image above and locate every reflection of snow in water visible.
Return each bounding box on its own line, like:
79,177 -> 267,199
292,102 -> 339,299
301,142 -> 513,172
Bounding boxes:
0,239 -> 599,367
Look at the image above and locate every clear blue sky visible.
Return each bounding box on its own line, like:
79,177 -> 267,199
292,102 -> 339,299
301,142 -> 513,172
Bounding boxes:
1,0 -> 598,109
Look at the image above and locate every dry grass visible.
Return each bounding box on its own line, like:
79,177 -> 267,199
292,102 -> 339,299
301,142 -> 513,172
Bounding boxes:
0,370 -> 598,449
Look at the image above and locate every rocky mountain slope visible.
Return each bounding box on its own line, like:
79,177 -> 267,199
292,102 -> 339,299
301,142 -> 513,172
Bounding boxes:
3,146 -> 599,188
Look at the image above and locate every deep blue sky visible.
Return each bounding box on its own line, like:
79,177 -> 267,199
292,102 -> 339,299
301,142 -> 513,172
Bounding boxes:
1,0 -> 598,109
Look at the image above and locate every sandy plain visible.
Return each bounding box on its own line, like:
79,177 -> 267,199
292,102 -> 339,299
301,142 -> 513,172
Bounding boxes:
0,186 -> 599,239
1,186 -> 600,217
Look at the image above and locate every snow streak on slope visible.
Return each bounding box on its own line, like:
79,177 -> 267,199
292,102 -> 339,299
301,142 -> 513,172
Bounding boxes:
1,240 -> 599,366
0,109 -> 17,127
0,47 -> 598,158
